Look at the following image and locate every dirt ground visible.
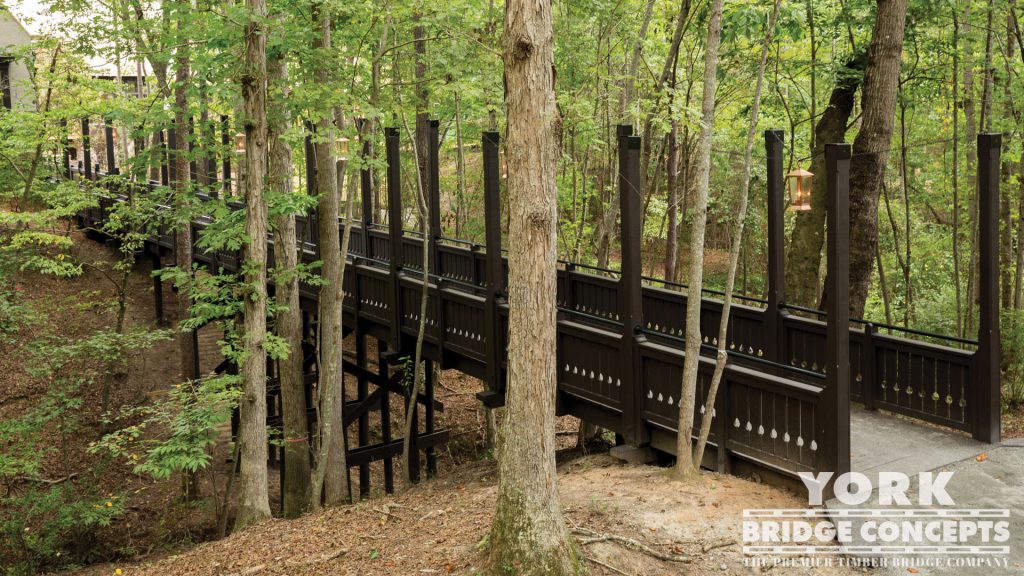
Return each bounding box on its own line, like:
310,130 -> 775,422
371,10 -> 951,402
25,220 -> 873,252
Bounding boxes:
70,453 -> 869,576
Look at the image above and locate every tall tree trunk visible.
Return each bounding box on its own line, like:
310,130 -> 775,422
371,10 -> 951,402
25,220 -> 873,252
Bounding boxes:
488,0 -> 580,573
234,0 -> 271,531
962,0 -> 979,335
673,0 -> 724,480
414,17 -> 430,214
784,55 -> 865,308
172,15 -> 196,381
664,120 -> 680,282
309,2 -> 350,510
268,46 -> 310,518
401,121 -> 430,488
952,8 -> 964,334
693,0 -> 780,469
847,0 -> 908,318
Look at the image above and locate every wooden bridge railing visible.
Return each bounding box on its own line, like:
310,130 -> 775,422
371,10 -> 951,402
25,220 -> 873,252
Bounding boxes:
69,119 -> 1001,492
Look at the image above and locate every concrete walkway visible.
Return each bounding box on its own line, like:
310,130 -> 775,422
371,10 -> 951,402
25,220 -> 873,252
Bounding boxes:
850,409 -> 984,477
823,410 -> 1024,575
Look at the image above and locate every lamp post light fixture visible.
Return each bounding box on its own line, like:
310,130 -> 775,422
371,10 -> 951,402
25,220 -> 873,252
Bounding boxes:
234,132 -> 246,155
335,135 -> 350,161
786,166 -> 814,211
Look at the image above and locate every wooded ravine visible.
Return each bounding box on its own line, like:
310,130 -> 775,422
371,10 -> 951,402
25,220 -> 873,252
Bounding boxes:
0,0 -> 1023,573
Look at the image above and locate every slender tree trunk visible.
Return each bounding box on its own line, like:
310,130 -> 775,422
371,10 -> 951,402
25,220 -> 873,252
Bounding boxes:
847,0 -> 909,318
673,0 -> 724,479
664,121 -> 680,282
234,0 -> 271,530
268,47 -> 310,518
414,17 -> 430,211
952,9 -> 964,334
693,0 -> 780,469
172,15 -> 196,382
309,3 -> 350,510
962,0 -> 979,335
401,123 -> 430,488
488,0 -> 580,573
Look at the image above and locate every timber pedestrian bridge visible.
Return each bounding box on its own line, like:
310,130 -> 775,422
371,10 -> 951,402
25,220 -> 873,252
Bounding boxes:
71,120 -> 1002,501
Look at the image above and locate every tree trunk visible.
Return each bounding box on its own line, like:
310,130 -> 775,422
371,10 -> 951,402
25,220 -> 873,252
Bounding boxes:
673,0 -> 724,480
847,0 -> 909,318
488,0 -> 580,573
268,46 -> 310,519
172,15 -> 196,382
414,18 -> 430,214
234,0 -> 271,531
784,55 -> 865,308
693,0 -> 780,470
309,3 -> 351,510
664,121 -> 680,283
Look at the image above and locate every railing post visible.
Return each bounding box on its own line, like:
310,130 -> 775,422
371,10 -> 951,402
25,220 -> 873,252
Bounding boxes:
82,118 -> 92,181
357,119 -> 373,259
167,125 -> 177,183
478,131 -> 506,407
618,125 -> 648,447
822,143 -> 851,480
765,130 -> 786,363
158,129 -> 169,186
220,115 -> 231,196
304,124 -> 318,248
60,119 -> 71,179
104,117 -> 117,175
427,119 -> 441,271
862,323 -> 877,411
975,133 -> 1002,443
385,127 -> 404,352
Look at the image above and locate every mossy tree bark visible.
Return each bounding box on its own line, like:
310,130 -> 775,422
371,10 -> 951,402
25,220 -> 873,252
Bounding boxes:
488,0 -> 581,573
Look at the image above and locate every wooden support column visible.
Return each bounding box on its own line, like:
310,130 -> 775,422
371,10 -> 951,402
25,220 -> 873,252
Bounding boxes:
304,126 -> 319,248
764,130 -> 786,363
220,116 -> 231,196
150,250 -> 164,324
167,126 -> 177,183
378,342 -> 395,493
360,123 -> 374,259
82,118 -> 92,181
158,129 -> 169,186
60,119 -> 71,179
104,118 -> 117,175
385,127 -> 404,353
822,143 -> 851,479
427,119 -> 441,270
976,133 -> 1002,443
617,125 -> 648,447
477,131 -> 506,407
355,331 -> 370,497
424,358 -> 436,477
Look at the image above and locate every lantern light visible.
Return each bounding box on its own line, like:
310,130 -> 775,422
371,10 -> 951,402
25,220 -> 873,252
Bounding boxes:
234,132 -> 246,155
786,166 -> 814,211
335,135 -> 350,160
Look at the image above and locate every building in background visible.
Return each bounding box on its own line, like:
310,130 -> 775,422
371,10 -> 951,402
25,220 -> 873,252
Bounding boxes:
0,8 -> 33,110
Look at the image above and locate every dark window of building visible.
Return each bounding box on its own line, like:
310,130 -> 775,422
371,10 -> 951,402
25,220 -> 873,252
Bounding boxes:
0,60 -> 11,110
